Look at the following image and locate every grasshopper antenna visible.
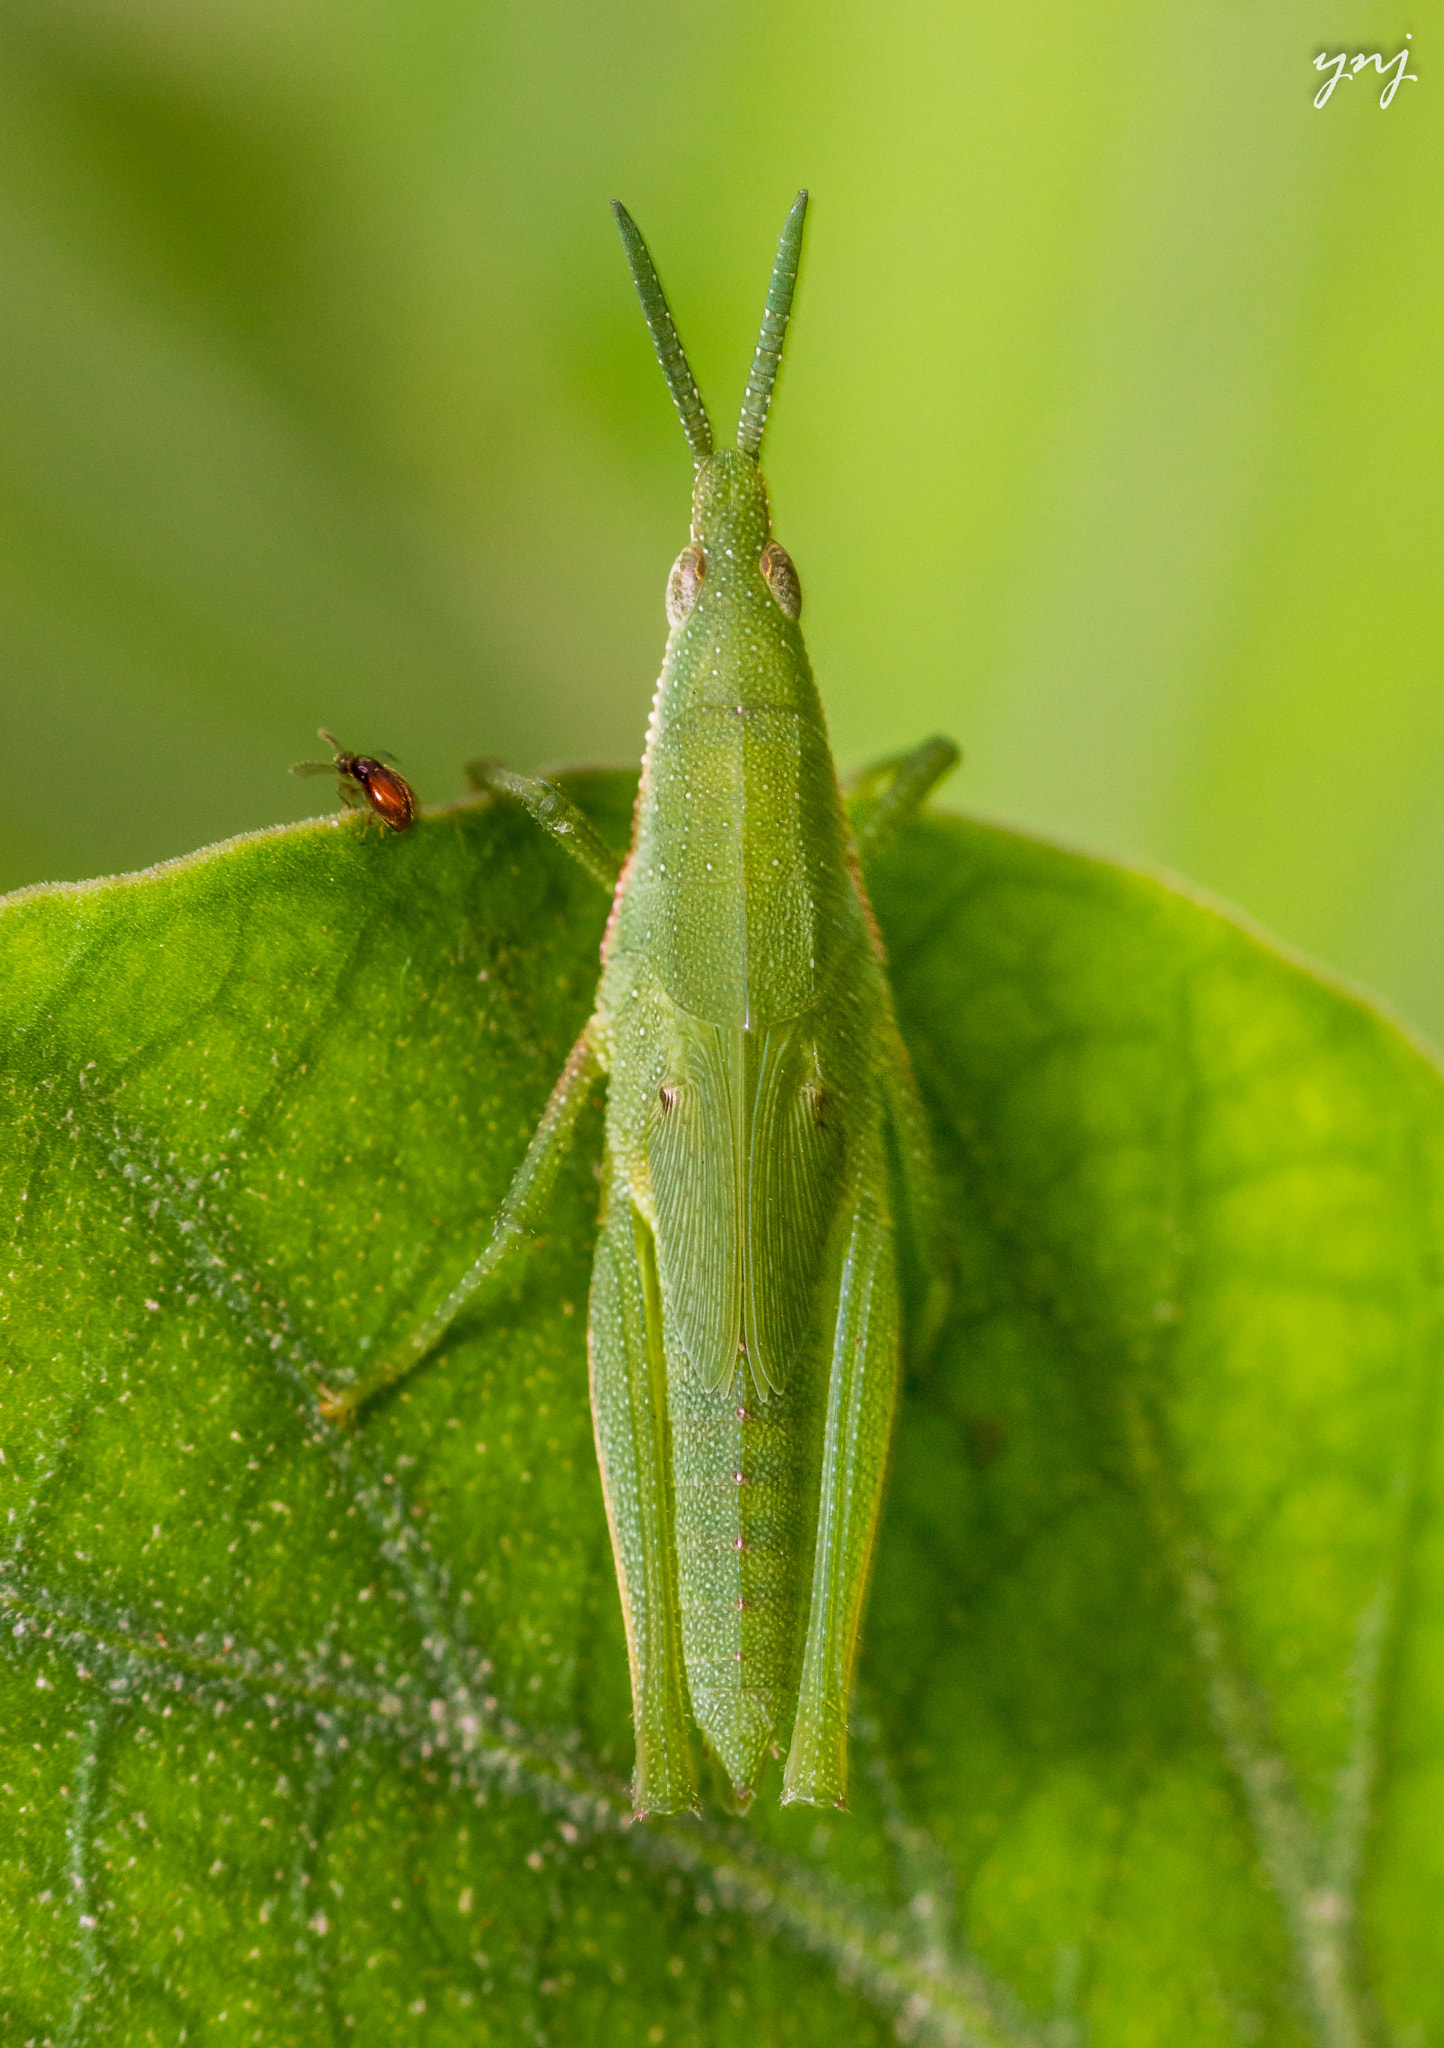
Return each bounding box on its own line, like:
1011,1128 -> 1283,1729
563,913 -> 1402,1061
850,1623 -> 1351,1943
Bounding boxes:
612,201 -> 713,465
736,190 -> 808,459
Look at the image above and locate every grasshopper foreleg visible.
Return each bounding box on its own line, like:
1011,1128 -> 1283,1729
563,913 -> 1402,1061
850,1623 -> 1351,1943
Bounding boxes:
319,1027 -> 603,1424
465,759 -> 623,893
850,735 -> 960,867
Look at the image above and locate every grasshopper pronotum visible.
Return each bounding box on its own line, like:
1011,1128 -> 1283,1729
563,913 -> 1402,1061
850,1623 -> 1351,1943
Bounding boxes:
324,193 -> 957,1815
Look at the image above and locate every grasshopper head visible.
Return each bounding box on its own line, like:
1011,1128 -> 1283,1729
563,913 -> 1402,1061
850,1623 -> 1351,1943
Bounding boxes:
671,449 -> 800,628
690,447 -> 770,559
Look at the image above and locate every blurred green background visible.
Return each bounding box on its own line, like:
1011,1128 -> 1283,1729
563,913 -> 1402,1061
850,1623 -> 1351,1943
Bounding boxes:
1,2 -> 1440,1033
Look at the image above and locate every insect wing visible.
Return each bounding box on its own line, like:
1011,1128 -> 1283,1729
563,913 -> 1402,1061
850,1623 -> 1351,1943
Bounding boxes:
744,1019 -> 847,1391
647,1016 -> 743,1392
647,1014 -> 846,1394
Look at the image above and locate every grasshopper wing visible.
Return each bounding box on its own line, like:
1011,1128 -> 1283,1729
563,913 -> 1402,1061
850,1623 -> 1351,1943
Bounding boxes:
648,1013 -> 845,1393
743,1018 -> 848,1391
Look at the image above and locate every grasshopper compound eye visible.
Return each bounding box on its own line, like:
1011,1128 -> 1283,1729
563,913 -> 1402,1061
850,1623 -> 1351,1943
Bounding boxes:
665,543 -> 706,628
759,541 -> 801,619
291,728 -> 416,833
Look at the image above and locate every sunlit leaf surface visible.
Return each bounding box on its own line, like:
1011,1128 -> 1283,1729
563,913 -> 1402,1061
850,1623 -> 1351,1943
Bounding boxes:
2,776 -> 1440,2044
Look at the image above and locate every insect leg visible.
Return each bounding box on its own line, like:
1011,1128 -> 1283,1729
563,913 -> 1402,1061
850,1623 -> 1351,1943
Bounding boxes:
465,760 -> 622,893
320,1027 -> 603,1424
878,1006 -> 953,1365
782,1121 -> 901,1808
849,735 -> 960,866
589,1154 -> 699,1816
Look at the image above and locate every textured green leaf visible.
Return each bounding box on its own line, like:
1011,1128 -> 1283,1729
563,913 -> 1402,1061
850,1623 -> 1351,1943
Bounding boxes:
2,776 -> 1440,2046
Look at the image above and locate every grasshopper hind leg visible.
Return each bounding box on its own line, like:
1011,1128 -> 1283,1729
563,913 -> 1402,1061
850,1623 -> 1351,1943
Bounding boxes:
783,1116 -> 902,1807
589,1153 -> 699,1816
879,1007 -> 953,1367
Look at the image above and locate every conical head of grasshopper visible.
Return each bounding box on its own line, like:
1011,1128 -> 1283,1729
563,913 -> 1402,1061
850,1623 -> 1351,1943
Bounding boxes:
685,446 -> 771,575
665,444 -> 804,660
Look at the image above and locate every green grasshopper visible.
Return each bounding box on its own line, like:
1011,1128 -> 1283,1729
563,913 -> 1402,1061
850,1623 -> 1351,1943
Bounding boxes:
323,192 -> 957,1816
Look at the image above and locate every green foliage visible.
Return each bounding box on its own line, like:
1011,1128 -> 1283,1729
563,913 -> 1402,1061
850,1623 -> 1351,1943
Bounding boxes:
2,777 -> 1440,2044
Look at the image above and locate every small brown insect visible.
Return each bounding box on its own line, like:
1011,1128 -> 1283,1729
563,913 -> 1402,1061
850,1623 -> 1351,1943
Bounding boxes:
291,728 -> 416,833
